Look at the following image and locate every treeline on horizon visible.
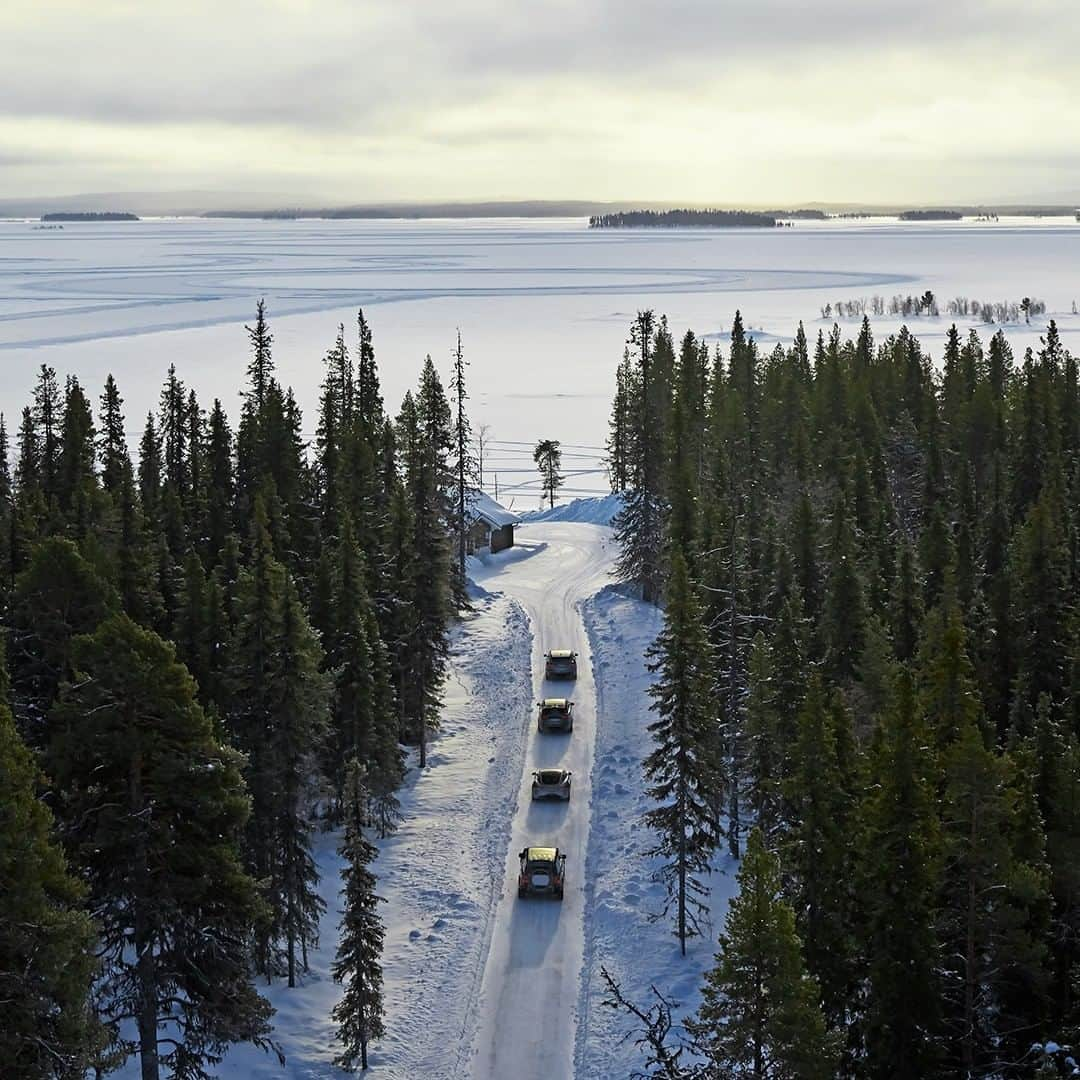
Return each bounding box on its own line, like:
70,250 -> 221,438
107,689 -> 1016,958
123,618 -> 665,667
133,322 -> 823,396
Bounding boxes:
40,212 -> 139,222
590,209 -> 780,229
607,310 -> 1080,1076
0,304 -> 475,1077
898,209 -> 964,221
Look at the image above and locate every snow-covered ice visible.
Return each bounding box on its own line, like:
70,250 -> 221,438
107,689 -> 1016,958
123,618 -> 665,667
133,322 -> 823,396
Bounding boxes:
2,217 -> 1078,499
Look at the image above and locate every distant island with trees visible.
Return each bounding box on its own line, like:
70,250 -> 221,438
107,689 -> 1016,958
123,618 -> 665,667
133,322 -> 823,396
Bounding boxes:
898,209 -> 963,221
589,209 -> 780,228
41,211 -> 139,222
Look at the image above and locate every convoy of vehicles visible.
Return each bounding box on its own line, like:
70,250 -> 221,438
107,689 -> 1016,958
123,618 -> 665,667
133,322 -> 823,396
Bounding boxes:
518,646 -> 579,900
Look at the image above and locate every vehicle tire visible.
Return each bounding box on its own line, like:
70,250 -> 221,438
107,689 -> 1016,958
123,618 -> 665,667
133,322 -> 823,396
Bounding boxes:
518,886 -> 527,898
554,887 -> 564,900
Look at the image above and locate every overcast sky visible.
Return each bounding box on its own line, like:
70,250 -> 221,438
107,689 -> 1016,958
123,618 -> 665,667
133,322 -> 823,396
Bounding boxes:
2,0 -> 1078,205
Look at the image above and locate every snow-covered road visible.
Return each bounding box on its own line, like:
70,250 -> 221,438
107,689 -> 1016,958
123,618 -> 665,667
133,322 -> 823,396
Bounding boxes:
467,522 -> 615,1080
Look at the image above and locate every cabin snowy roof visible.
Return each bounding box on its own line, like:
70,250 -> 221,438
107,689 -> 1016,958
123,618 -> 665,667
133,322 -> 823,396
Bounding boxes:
468,489 -> 519,529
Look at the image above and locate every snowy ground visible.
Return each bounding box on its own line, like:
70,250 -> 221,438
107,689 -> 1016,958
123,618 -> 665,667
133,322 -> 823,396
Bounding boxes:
522,492 -> 624,526
3,217 -> 1079,502
576,585 -> 738,1079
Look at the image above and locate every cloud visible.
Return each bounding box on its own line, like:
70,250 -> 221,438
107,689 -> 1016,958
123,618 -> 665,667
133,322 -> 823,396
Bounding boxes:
1,0 -> 1078,202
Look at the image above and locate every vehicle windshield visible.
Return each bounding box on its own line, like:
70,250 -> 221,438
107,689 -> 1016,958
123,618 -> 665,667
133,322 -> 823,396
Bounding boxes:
538,770 -> 564,783
549,657 -> 573,669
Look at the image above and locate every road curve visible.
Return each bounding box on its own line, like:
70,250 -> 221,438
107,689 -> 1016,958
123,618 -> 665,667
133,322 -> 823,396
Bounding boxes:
467,522 -> 615,1080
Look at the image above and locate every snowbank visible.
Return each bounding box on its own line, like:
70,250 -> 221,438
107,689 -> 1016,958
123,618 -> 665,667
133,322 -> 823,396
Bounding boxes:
575,585 -> 738,1078
521,492 -> 624,527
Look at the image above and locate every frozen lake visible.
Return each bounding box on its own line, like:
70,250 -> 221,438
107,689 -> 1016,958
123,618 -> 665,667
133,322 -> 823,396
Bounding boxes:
1,216 -> 1077,502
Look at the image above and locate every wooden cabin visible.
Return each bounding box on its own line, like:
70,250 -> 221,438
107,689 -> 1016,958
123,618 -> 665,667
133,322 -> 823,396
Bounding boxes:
467,490 -> 519,554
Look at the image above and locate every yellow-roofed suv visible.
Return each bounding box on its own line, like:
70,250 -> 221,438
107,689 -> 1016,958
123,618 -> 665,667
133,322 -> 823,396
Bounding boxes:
517,846 -> 567,899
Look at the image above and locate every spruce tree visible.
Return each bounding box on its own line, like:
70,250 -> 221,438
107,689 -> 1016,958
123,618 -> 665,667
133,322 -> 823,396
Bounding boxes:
114,456 -> 163,627
1031,695 -> 1080,1037
689,829 -> 839,1080
9,537 -> 115,743
643,549 -> 717,953
0,653 -> 100,1077
57,376 -> 97,536
858,670 -> 943,1078
938,720 -> 1050,1075
324,514 -> 402,820
138,412 -> 163,537
332,760 -> 387,1072
916,594 -> 983,750
1010,488 -> 1071,730
820,497 -> 866,685
533,438 -> 564,510
274,574 -> 330,987
228,494 -> 329,980
32,364 -> 61,505
49,614 -> 273,1080
98,374 -> 127,496
245,298 -> 274,415
606,347 -> 634,492
363,601 -> 405,837
782,677 -> 859,1028
396,386 -> 450,768
227,495 -> 287,971
614,310 -> 667,603
449,329 -> 475,602
205,399 -> 234,565
743,632 -> 783,840
0,413 -> 12,598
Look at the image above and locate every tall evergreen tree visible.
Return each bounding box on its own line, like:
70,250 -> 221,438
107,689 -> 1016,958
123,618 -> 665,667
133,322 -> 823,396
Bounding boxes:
57,376 -> 97,536
858,670 -> 943,1079
50,614 -> 274,1080
614,310 -> 668,603
690,829 -> 839,1080
274,574 -> 330,987
245,298 -> 274,415
533,438 -> 564,510
9,537 -> 115,743
0,649 -> 100,1078
396,383 -> 451,768
783,677 -> 859,1029
938,720 -> 1051,1075
448,330 -> 475,603
98,374 -> 127,496
205,399 -> 234,565
643,549 -> 717,953
332,761 -> 387,1072
33,364 -> 62,505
